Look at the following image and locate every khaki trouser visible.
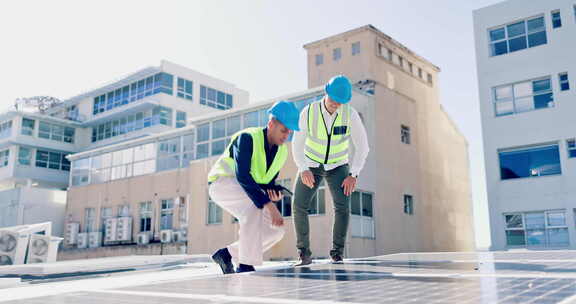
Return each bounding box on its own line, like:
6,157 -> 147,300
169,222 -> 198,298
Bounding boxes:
209,177 -> 286,266
292,164 -> 350,258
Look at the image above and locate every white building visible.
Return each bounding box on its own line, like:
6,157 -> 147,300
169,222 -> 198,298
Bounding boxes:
474,0 -> 576,250
0,60 -> 248,237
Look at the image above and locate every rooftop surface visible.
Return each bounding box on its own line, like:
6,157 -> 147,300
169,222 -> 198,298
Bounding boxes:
3,251 -> 576,303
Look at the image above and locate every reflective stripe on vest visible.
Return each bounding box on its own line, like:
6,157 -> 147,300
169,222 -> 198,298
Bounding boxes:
207,127 -> 287,184
304,100 -> 351,164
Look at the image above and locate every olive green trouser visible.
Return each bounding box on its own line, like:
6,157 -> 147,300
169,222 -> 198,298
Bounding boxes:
292,164 -> 350,258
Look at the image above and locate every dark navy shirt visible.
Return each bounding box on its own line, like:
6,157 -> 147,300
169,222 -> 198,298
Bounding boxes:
232,128 -> 279,209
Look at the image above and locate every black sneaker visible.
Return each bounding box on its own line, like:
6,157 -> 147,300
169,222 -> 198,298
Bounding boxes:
236,264 -> 255,273
295,252 -> 313,266
212,248 -> 235,274
330,254 -> 343,264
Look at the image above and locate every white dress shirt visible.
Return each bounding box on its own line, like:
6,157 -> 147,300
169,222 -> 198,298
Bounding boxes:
292,97 -> 370,177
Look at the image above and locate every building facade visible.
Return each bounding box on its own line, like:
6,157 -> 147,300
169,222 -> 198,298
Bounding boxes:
474,0 -> 576,250
0,60 -> 248,238
63,25 -> 475,261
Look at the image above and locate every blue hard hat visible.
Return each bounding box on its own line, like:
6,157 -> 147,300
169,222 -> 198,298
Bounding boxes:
267,100 -> 300,131
325,75 -> 352,104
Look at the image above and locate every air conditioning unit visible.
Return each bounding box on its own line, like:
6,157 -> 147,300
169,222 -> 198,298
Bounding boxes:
160,230 -> 173,243
104,218 -> 117,243
65,222 -> 80,246
116,217 -> 132,242
0,230 -> 30,266
137,232 -> 150,245
172,230 -> 186,243
77,233 -> 88,249
26,234 -> 62,264
88,232 -> 101,248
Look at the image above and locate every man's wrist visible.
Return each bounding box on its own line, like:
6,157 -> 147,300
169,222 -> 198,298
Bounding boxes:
348,173 -> 358,179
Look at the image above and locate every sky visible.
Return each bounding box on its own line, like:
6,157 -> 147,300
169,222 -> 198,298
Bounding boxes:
0,0 -> 505,249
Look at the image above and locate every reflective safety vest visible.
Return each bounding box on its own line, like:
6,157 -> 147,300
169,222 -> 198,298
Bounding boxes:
207,127 -> 287,184
304,100 -> 351,164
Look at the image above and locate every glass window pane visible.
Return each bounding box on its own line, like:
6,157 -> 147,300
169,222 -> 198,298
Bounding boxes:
197,143 -> 209,159
490,27 -> 505,41
548,228 -> 569,246
526,229 -> 546,246
212,119 -> 225,139
506,230 -> 526,246
508,36 -> 527,52
513,81 -> 532,97
197,123 -> 210,142
507,21 -> 526,38
527,17 -> 545,33
351,192 -> 361,215
227,116 -> 241,136
533,79 -> 551,93
505,214 -> 523,228
243,111 -> 259,128
525,212 -> 545,229
514,97 -> 534,113
211,140 -> 226,156
533,93 -> 553,109
495,100 -> 514,116
528,31 -> 547,47
547,212 -> 566,226
495,86 -> 512,100
491,41 -> 508,56
362,193 -> 373,217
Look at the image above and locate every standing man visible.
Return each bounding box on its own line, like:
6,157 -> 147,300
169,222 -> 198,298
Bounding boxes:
292,75 -> 369,265
209,100 -> 300,274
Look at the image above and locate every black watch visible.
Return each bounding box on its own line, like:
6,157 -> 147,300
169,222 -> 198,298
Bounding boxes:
349,173 -> 358,178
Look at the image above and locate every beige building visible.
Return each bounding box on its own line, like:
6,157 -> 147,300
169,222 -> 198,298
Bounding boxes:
61,25 -> 474,261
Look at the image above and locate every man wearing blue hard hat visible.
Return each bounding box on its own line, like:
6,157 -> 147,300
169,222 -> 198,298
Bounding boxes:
292,75 -> 370,265
209,100 -> 300,274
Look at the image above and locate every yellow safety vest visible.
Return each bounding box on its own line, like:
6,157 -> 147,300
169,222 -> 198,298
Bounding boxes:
304,100 -> 351,164
208,127 -> 287,184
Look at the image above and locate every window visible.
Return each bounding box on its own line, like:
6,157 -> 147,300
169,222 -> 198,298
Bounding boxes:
418,68 -> 423,79
408,62 -> 413,74
38,122 -> 75,143
489,16 -> 547,56
427,73 -> 433,85
274,179 -> 292,217
493,77 -> 554,116
21,118 -> 35,136
401,125 -> 411,144
404,195 -> 414,215
176,111 -> 187,128
18,147 -> 31,166
309,180 -> 326,215
0,150 -> 9,168
552,10 -> 562,28
243,111 -> 259,129
35,150 -> 70,171
92,107 -> 172,143
178,197 -> 188,228
333,48 -> 342,61
315,54 -> 323,65
207,196 -> 222,224
499,144 -> 561,180
505,210 -> 569,247
160,199 -> 174,230
351,190 -> 374,238
139,201 -> 153,232
559,73 -> 570,91
200,85 -> 233,110
378,44 -> 390,60
84,208 -> 96,233
157,137 -> 181,172
177,77 -> 193,100
118,204 -> 130,217
93,73 -> 173,115
397,55 -> 404,68
567,139 -> 576,158
352,42 -> 360,56
0,121 -> 12,139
